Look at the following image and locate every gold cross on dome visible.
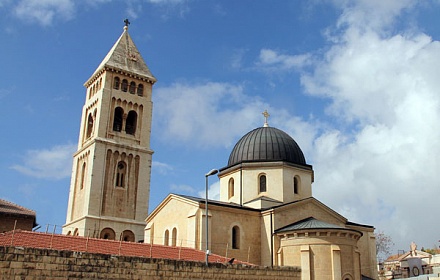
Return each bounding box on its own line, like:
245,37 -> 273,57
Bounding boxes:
262,110 -> 270,127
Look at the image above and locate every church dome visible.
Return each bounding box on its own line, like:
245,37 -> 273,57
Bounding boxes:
227,126 -> 307,167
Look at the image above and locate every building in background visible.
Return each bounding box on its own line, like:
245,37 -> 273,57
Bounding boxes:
0,199 -> 37,232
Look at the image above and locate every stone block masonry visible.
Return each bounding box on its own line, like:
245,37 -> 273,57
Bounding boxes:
0,246 -> 300,280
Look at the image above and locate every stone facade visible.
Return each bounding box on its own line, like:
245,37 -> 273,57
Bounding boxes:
0,246 -> 300,280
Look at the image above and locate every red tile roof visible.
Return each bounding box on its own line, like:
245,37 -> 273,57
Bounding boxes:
0,230 -> 252,265
0,199 -> 36,217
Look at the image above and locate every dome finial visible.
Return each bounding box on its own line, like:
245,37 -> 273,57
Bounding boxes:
262,110 -> 270,127
124,18 -> 130,31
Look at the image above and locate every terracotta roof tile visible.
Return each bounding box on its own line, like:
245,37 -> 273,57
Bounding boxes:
0,199 -> 36,217
0,230 -> 253,265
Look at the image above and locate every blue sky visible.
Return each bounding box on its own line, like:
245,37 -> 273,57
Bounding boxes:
1,0 -> 440,258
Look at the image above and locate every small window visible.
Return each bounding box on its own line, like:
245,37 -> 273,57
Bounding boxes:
259,174 -> 267,193
115,161 -> 126,187
164,230 -> 169,246
80,162 -> 86,190
113,107 -> 123,132
122,230 -> 135,242
228,178 -> 234,199
86,113 -> 93,138
294,176 -> 299,194
137,84 -> 144,96
121,79 -> 128,92
100,228 -> 115,240
172,227 -> 177,246
232,226 -> 240,249
125,111 -> 137,135
129,81 -> 136,94
113,77 -> 120,90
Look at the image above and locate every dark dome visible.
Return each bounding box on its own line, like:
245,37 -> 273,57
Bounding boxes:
227,126 -> 307,167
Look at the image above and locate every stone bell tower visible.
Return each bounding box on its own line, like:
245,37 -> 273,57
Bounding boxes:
63,20 -> 156,242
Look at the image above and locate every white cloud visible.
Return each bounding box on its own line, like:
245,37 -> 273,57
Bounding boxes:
299,0 -> 440,250
257,49 -> 312,71
170,183 -> 196,194
153,82 -> 268,148
197,180 -> 220,200
14,0 -> 75,26
152,161 -> 174,175
11,144 -> 76,180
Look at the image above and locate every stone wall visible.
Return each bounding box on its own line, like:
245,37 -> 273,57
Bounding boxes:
0,246 -> 300,280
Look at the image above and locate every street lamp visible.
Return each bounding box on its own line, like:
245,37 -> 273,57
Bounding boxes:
205,168 -> 218,266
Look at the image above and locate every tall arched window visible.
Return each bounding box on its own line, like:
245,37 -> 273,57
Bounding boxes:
172,227 -> 177,246
113,77 -> 120,89
125,111 -> 137,135
113,107 -> 123,132
232,226 -> 240,249
294,176 -> 300,194
164,230 -> 169,246
115,161 -> 126,188
80,162 -> 86,190
121,79 -> 128,92
228,178 -> 234,199
137,84 -> 144,96
86,113 -> 93,138
129,81 -> 136,94
259,174 -> 267,193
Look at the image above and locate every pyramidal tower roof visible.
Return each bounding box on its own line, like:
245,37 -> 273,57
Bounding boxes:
86,23 -> 156,85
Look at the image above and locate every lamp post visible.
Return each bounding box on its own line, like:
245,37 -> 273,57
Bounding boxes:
205,168 -> 218,266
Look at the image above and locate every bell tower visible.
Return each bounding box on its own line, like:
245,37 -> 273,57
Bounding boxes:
63,21 -> 156,242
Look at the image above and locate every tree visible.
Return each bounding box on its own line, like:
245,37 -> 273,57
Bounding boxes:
376,230 -> 394,262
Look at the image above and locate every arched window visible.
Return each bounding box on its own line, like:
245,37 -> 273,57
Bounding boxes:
259,174 -> 267,193
113,107 -> 123,132
125,111 -> 137,135
164,230 -> 169,246
100,228 -> 116,240
115,161 -> 126,188
122,230 -> 135,242
129,81 -> 136,94
73,228 -> 79,236
113,77 -> 120,90
121,79 -> 128,92
232,226 -> 240,249
228,178 -> 234,199
137,84 -> 144,96
86,113 -> 93,138
80,162 -> 86,190
294,176 -> 300,194
172,227 -> 177,246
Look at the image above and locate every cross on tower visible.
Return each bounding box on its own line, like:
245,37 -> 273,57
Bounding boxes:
124,19 -> 130,27
262,110 -> 270,127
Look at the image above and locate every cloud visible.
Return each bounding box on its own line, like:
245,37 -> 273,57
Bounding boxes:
257,49 -> 313,71
153,82 -> 269,148
197,180 -> 220,200
152,161 -> 174,175
170,184 -> 196,195
13,0 -> 75,26
11,144 -> 76,180
298,0 -> 440,250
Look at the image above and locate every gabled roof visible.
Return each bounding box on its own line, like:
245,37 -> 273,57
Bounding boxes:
86,26 -> 156,85
0,230 -> 252,265
0,199 -> 36,218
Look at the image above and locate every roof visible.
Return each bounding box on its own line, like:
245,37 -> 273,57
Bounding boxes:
0,230 -> 252,265
0,199 -> 36,218
274,217 -> 362,236
178,194 -> 261,212
226,126 -> 310,169
86,26 -> 156,85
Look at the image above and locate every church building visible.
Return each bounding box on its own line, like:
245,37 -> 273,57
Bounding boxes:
62,22 -> 378,280
145,114 -> 378,280
62,21 -> 156,242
